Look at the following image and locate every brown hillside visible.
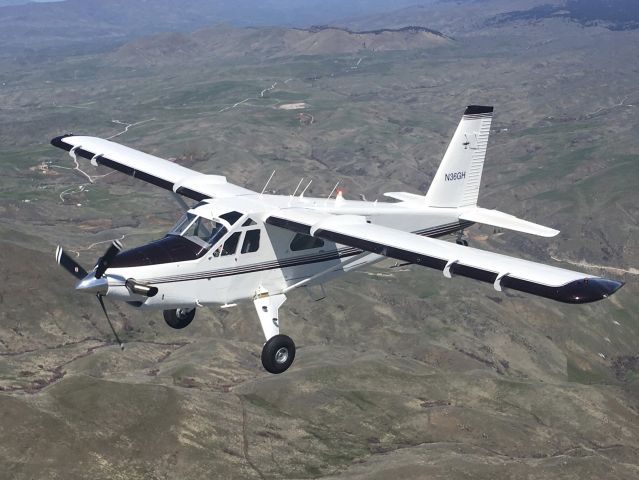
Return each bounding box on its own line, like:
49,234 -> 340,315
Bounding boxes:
111,25 -> 451,66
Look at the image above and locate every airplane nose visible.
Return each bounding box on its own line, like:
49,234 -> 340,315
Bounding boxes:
75,275 -> 109,295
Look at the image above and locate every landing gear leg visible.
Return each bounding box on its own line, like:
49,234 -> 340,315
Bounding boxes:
456,230 -> 469,247
254,291 -> 295,374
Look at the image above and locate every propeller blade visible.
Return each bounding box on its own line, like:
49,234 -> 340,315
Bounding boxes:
96,294 -> 124,350
95,240 -> 123,279
55,246 -> 88,280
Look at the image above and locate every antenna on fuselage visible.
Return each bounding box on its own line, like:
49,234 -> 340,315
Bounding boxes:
291,178 -> 304,197
299,179 -> 312,197
327,181 -> 340,200
260,170 -> 276,199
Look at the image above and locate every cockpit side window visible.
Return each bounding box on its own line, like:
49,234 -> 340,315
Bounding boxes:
220,232 -> 241,256
241,229 -> 260,254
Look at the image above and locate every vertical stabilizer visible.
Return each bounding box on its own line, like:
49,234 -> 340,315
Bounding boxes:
424,105 -> 493,208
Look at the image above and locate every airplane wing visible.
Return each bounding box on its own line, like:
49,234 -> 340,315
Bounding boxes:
266,209 -> 623,304
51,135 -> 255,201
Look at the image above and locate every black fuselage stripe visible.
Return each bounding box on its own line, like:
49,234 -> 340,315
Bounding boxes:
146,250 -> 363,284
145,249 -> 360,283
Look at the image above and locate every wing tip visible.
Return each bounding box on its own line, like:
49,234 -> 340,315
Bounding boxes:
502,275 -> 624,304
51,134 -> 75,151
559,277 -> 624,303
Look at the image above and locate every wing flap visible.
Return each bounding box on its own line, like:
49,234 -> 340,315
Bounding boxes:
266,209 -> 623,304
51,135 -> 255,200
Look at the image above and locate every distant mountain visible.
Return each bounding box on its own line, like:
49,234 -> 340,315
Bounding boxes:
490,0 -> 639,30
110,25 -> 451,66
345,0 -> 639,34
3,0 -> 635,62
0,0 -> 438,59
342,0 -> 563,34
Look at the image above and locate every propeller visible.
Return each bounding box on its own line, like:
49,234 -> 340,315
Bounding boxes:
55,240 -> 125,350
95,239 -> 123,279
97,292 -> 124,351
55,246 -> 88,280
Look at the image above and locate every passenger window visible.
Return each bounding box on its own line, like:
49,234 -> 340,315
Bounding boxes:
220,232 -> 241,256
290,233 -> 324,251
241,229 -> 260,253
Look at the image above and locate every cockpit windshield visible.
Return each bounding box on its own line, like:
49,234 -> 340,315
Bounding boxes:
169,213 -> 228,249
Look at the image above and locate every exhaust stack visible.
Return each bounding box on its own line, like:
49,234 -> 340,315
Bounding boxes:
125,278 -> 158,297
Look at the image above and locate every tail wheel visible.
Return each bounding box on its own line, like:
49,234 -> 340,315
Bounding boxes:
163,308 -> 196,329
261,334 -> 296,374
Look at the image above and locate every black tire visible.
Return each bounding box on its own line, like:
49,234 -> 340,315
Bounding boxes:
163,308 -> 196,329
261,334 -> 296,374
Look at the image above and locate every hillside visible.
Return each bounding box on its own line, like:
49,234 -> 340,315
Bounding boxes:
110,25 -> 450,66
0,0 -> 433,58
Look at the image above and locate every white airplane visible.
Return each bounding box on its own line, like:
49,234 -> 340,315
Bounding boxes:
53,105 -> 624,374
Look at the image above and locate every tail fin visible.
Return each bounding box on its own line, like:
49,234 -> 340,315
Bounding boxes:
425,105 -> 493,208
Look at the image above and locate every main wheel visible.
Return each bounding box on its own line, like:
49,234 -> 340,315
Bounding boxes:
261,334 -> 296,374
163,308 -> 196,329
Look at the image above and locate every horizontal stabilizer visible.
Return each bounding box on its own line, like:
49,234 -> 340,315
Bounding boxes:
459,207 -> 559,237
383,192 -> 424,202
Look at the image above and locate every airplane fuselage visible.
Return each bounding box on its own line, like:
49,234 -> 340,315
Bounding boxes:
98,196 -> 471,310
